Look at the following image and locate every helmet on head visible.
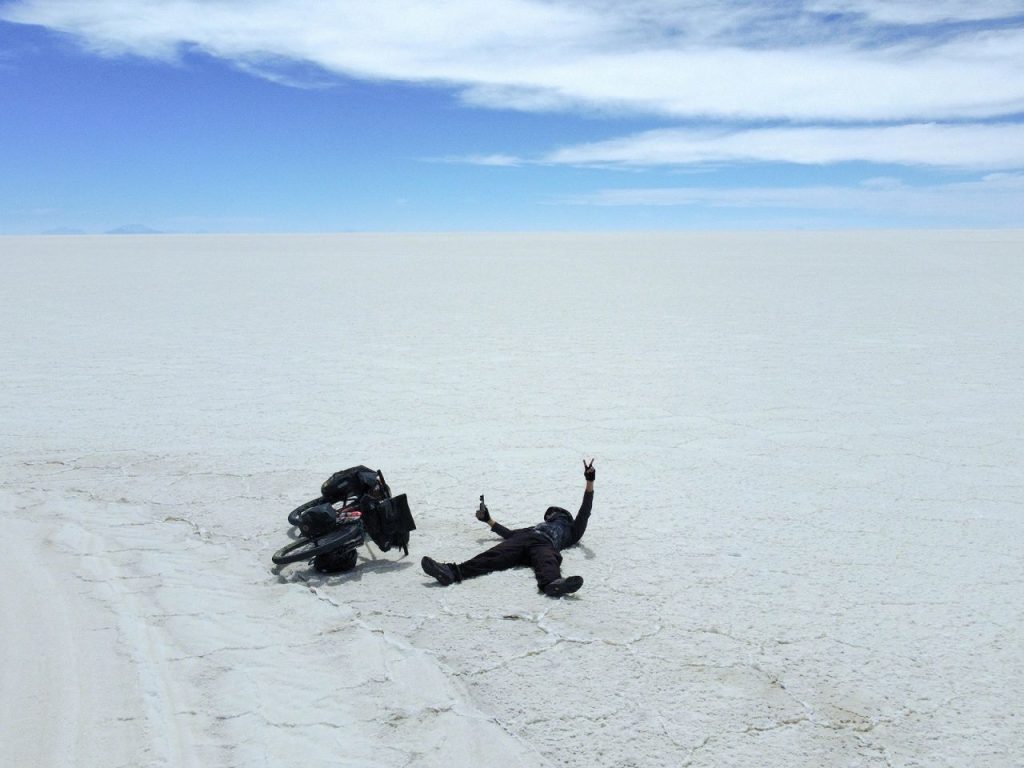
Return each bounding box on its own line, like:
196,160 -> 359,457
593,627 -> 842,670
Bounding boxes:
543,506 -> 571,523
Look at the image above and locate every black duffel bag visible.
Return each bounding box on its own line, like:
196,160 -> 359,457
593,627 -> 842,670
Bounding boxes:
320,465 -> 385,502
296,502 -> 338,537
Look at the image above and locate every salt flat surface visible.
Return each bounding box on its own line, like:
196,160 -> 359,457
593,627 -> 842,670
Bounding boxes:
1,232 -> 1022,767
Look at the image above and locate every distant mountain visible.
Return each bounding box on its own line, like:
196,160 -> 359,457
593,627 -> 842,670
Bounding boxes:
105,224 -> 163,235
42,226 -> 88,235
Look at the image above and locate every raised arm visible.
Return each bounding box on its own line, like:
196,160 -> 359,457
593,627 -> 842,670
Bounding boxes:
571,460 -> 595,544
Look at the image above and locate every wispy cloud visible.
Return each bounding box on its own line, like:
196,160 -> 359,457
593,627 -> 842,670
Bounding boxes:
449,154 -> 524,167
3,1 -> 1023,122
562,173 -> 1024,226
5,0 -> 1024,203
538,123 -> 1024,170
806,0 -> 1024,26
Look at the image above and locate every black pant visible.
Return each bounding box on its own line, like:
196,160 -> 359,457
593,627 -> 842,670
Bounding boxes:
457,531 -> 563,589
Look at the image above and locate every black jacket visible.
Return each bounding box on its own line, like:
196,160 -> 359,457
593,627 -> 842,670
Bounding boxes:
490,490 -> 593,550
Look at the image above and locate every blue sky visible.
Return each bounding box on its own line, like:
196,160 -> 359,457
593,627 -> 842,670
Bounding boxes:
2,0 -> 1023,233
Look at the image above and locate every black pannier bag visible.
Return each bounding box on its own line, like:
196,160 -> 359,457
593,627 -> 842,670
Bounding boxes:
321,465 -> 385,503
361,494 -> 416,555
297,502 -> 337,537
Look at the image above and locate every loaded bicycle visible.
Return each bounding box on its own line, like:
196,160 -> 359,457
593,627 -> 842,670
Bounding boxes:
272,465 -> 415,573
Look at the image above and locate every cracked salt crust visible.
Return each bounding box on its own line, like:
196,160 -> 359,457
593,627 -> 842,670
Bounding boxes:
1,232 -> 1022,767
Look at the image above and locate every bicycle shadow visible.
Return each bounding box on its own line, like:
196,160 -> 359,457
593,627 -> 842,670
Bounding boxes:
273,549 -> 415,586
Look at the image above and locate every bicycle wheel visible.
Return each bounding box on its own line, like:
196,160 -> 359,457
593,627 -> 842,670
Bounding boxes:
287,496 -> 324,527
272,523 -> 365,565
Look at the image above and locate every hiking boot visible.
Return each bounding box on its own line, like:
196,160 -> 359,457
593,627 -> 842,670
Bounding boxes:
542,575 -> 583,597
421,556 -> 456,586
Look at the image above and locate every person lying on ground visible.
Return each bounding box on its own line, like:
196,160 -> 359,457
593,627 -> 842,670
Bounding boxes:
421,460 -> 595,597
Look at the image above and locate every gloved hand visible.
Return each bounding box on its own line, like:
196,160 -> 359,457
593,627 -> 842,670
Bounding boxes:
475,495 -> 490,522
583,459 -> 596,482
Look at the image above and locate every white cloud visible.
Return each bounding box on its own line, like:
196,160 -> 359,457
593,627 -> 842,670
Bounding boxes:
563,173 -> 1024,226
540,123 -> 1024,170
806,1 -> 1024,25
451,153 -> 523,167
3,0 -> 1024,122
